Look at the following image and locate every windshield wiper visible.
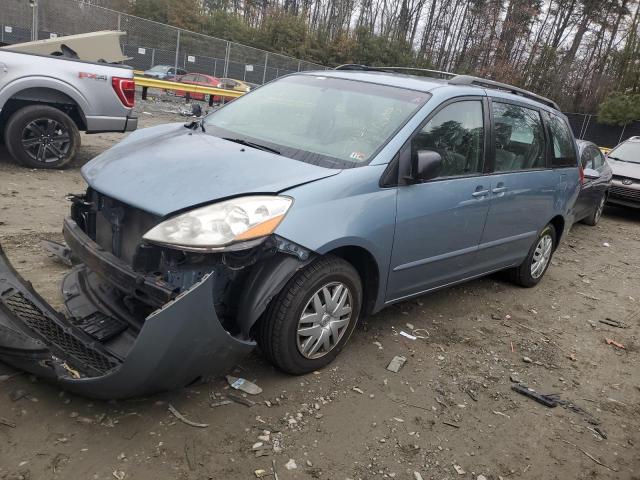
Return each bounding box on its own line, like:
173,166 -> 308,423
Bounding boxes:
607,156 -> 626,162
223,137 -> 280,155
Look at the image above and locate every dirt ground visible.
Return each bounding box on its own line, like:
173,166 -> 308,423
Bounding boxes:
0,98 -> 639,480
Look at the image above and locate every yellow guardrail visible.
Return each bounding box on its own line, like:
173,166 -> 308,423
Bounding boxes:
134,76 -> 245,104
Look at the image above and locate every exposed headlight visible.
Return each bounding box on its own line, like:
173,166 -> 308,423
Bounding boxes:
143,196 -> 293,252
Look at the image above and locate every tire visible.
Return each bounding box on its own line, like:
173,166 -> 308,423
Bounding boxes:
510,224 -> 557,288
256,255 -> 362,375
582,193 -> 606,226
4,105 -> 80,169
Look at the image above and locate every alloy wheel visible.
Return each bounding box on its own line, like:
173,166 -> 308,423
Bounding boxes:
21,118 -> 71,164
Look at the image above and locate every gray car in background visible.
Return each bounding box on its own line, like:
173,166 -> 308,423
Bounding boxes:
607,136 -> 640,208
0,66 -> 580,398
574,140 -> 612,225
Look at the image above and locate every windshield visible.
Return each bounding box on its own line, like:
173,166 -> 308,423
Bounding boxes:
609,141 -> 640,164
204,75 -> 430,168
149,65 -> 170,72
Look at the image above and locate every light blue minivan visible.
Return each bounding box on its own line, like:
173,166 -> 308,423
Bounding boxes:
0,65 -> 580,398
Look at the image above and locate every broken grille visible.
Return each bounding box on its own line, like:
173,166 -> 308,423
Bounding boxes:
2,291 -> 117,374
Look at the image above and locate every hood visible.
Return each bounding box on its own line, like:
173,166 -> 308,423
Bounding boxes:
81,123 -> 340,216
608,158 -> 640,179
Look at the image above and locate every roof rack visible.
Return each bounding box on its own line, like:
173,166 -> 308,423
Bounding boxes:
335,64 -> 456,79
448,75 -> 559,110
334,64 -> 560,111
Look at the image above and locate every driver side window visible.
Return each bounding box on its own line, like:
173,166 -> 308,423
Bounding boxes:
412,100 -> 484,177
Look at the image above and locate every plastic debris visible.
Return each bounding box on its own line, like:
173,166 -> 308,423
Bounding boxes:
511,384 -> 559,407
284,459 -> 297,470
254,469 -> 267,478
453,465 -> 466,475
227,393 -> 255,407
414,472 -> 424,480
387,356 -> 407,373
167,404 -> 209,428
400,331 -> 417,340
226,375 -> 263,395
605,338 -> 625,349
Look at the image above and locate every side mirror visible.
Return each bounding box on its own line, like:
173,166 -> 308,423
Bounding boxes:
412,150 -> 442,182
584,167 -> 600,179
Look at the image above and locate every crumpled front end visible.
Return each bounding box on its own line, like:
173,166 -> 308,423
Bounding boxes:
0,190 -> 312,399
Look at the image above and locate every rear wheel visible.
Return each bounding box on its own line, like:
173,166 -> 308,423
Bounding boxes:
4,105 -> 80,169
510,224 -> 556,287
256,255 -> 362,374
582,193 -> 606,226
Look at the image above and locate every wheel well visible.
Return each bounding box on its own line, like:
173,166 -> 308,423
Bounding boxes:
549,215 -> 565,245
0,88 -> 86,131
327,246 -> 379,316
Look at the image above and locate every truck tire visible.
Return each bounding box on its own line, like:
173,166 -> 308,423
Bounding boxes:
4,105 -> 80,169
256,255 -> 362,375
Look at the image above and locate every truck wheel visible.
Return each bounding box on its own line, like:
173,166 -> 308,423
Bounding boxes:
4,105 -> 80,169
510,224 -> 557,288
256,255 -> 362,374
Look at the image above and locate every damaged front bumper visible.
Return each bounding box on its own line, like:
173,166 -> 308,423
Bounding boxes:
0,223 -> 256,399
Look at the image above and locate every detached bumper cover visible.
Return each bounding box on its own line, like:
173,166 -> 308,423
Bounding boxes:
0,239 -> 255,399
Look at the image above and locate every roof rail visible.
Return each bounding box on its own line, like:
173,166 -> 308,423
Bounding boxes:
335,64 -> 456,79
449,75 -> 560,110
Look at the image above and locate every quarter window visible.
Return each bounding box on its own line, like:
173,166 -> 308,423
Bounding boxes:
412,100 -> 484,177
492,102 -> 546,171
547,113 -> 577,167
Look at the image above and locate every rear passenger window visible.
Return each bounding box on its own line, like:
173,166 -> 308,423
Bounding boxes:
412,100 -> 484,177
492,102 -> 546,171
547,114 -> 577,167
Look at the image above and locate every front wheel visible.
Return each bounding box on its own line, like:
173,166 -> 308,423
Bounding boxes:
510,224 -> 557,287
256,255 -> 362,374
4,105 -> 80,169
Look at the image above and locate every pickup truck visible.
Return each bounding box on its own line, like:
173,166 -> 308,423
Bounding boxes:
0,50 -> 137,169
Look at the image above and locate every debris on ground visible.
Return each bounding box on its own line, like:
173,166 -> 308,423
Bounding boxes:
227,393 -> 255,407
599,318 -> 627,328
511,384 -> 559,407
0,418 -> 16,428
453,464 -> 466,475
210,400 -> 232,408
413,472 -> 424,480
226,375 -> 263,395
605,338 -> 625,349
284,459 -> 297,470
254,469 -> 267,478
400,331 -> 417,340
9,389 -> 28,402
167,404 -> 209,428
561,439 -> 618,472
386,356 -> 407,373
352,387 -> 364,394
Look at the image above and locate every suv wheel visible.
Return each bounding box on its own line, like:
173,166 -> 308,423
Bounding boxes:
4,105 -> 80,169
256,255 -> 362,374
582,193 -> 606,226
510,224 -> 557,287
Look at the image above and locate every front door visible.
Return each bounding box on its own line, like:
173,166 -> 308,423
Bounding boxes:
387,98 -> 491,301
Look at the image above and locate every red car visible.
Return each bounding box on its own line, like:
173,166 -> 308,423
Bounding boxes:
175,73 -> 222,101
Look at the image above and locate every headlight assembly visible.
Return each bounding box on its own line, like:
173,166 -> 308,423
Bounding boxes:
143,196 -> 293,251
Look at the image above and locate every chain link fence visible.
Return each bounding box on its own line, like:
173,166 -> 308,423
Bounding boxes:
0,0 -> 325,84
566,113 -> 640,148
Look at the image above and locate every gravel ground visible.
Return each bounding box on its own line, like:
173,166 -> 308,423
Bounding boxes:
0,98 -> 639,480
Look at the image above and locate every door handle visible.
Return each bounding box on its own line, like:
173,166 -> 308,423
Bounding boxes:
492,186 -> 507,194
472,189 -> 490,197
